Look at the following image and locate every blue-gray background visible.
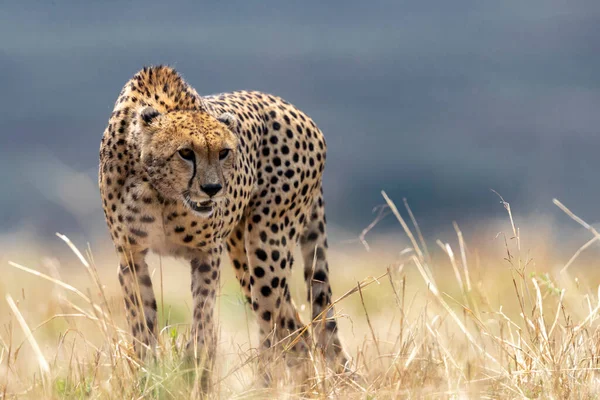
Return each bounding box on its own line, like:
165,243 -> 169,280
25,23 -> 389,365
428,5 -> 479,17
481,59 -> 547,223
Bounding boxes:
2,1 -> 600,243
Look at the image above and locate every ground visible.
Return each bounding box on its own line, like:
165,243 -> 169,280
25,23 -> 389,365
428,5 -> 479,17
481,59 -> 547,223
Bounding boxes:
2,194 -> 600,398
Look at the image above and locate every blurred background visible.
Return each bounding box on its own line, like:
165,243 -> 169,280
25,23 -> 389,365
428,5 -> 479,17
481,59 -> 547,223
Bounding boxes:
1,0 -> 600,253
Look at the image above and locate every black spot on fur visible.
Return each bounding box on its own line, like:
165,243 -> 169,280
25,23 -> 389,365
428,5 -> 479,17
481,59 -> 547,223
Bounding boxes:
140,107 -> 160,124
256,249 -> 268,261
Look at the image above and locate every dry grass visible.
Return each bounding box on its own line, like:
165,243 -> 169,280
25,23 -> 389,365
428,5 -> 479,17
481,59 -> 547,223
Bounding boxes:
2,192 -> 600,398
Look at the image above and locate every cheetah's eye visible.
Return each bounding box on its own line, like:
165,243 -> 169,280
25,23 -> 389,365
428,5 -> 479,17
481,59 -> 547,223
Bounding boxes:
178,148 -> 195,161
218,149 -> 230,160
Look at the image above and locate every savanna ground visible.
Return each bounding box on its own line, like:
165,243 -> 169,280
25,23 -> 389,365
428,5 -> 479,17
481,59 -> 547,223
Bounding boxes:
2,192 -> 600,399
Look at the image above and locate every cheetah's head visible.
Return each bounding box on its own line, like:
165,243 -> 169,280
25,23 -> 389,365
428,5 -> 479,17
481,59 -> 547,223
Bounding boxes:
137,107 -> 239,218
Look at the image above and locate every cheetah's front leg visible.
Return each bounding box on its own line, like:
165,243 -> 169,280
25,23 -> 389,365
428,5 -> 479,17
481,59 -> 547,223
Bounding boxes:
118,250 -> 158,359
187,245 -> 222,392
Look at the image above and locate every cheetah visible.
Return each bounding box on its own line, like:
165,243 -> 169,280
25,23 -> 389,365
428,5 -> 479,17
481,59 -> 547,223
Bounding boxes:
98,66 -> 346,379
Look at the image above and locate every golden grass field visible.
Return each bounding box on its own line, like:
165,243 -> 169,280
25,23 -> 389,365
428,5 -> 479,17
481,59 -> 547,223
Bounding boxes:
2,192 -> 600,399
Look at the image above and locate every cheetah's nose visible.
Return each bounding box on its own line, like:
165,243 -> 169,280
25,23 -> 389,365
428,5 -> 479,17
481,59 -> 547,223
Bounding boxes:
200,183 -> 222,197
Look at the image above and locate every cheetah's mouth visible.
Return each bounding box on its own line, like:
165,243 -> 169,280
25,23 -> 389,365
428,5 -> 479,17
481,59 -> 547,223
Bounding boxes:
186,199 -> 215,216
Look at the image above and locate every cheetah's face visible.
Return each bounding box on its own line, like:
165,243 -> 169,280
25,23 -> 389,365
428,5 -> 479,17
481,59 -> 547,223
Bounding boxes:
138,108 -> 239,218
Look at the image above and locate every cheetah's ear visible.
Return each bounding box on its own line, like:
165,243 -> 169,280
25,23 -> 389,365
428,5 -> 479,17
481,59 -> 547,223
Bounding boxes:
217,112 -> 238,130
139,106 -> 161,127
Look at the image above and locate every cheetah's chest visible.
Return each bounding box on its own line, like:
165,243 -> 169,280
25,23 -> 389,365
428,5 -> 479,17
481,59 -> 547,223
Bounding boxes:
121,172 -> 251,257
161,205 -> 226,248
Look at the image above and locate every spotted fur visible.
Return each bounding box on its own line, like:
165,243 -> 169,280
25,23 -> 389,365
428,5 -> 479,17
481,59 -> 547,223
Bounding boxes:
98,66 -> 346,381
